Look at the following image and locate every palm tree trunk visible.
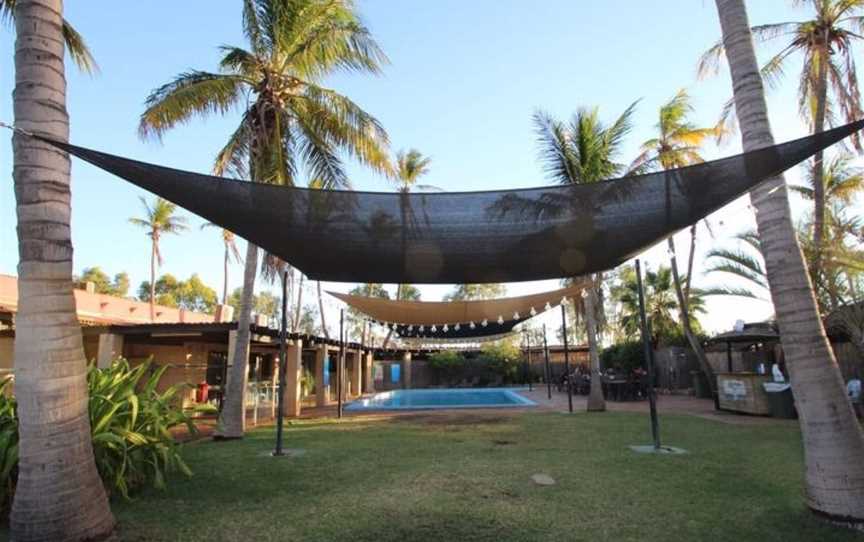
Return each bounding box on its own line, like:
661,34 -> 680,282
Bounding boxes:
222,244 -> 229,305
585,279 -> 606,412
668,236 -> 716,394
149,236 -> 157,321
684,224 -> 697,301
317,281 -> 329,338
217,241 -> 258,438
811,34 -> 830,284
10,1 -> 115,539
381,283 -> 402,348
715,0 -> 864,525
293,273 -> 304,332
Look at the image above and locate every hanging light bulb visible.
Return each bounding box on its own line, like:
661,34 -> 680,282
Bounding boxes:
454,323 -> 461,331
469,321 -> 476,329
419,325 -> 425,333
513,311 -> 520,320
544,302 -> 552,311
561,296 -> 569,306
443,324 -> 449,333
431,325 -> 437,333
408,324 -> 414,332
481,319 -> 488,327
497,315 -> 504,325
530,306 -> 537,316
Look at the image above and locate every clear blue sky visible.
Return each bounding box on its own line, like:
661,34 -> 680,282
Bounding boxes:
0,1 -> 849,335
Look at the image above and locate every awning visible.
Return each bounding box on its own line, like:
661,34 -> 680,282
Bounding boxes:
329,283 -> 584,339
33,120 -> 864,284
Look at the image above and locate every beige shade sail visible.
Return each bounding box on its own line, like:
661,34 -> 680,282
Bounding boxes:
328,282 -> 586,327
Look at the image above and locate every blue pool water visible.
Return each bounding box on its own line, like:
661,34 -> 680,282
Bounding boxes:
345,388 -> 536,411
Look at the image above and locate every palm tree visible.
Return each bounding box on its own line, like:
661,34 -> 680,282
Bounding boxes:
201,223 -> 242,305
700,0 -> 864,276
533,102 -> 638,412
9,1 -> 114,539
613,265 -> 704,346
631,89 -> 721,394
380,149 -> 433,347
0,0 -> 98,74
139,0 -> 391,438
713,0 -> 864,525
129,197 -> 188,321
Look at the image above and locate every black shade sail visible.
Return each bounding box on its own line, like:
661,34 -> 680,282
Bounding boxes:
38,120 -> 863,283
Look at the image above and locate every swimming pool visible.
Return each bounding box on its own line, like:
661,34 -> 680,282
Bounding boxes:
345,388 -> 536,411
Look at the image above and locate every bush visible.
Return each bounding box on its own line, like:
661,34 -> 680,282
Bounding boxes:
478,341 -> 522,383
1,358 -> 195,515
427,351 -> 465,385
600,341 -> 645,373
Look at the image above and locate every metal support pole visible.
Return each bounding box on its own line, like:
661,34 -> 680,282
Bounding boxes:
337,309 -> 344,419
561,304 -> 573,413
543,323 -> 552,400
274,269 -> 289,456
525,329 -> 533,391
635,259 -> 661,450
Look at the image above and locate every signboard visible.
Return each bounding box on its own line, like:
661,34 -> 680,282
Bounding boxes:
722,379 -> 747,401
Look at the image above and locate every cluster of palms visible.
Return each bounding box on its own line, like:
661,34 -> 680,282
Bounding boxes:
6,1 -> 864,540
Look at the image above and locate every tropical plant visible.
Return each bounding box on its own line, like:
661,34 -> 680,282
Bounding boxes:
712,0 -> 864,524
613,265 -> 705,347
201,223 -> 242,304
9,1 -> 114,538
0,378 -> 17,515
630,88 -> 722,391
0,0 -> 98,74
700,0 -> 864,275
139,0 -> 391,438
393,149 -> 434,192
129,196 -> 188,320
533,101 -> 638,412
1,360 -> 195,518
74,266 -> 131,297
703,229 -> 770,301
87,359 -> 194,499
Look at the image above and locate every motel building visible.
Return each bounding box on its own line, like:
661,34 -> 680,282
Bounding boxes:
0,274 -> 391,419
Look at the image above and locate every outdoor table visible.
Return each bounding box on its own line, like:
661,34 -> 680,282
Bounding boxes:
603,378 -> 629,401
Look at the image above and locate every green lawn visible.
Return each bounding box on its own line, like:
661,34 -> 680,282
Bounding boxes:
101,411 -> 864,542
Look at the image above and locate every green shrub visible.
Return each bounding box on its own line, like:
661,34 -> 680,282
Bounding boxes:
478,341 -> 522,383
88,359 -> 194,498
0,378 -> 17,514
600,341 -> 645,372
427,351 -> 465,384
0,358 -> 195,514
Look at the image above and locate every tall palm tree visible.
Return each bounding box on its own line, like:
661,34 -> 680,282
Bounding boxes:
129,196 -> 188,321
703,229 -> 771,301
139,0 -> 391,438
533,102 -> 638,412
9,1 -> 114,540
713,0 -> 864,525
381,149 -> 433,348
631,89 -> 721,394
700,0 -> 864,276
201,223 -> 242,304
1,0 -> 98,74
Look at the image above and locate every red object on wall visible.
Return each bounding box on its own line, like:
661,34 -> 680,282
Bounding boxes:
196,381 -> 209,403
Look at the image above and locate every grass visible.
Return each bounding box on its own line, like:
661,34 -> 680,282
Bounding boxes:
102,411 -> 864,542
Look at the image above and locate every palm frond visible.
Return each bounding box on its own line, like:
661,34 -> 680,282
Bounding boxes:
139,72 -> 247,140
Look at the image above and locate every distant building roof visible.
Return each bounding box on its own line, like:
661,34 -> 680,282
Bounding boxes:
708,322 -> 779,344
0,274 -> 215,326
